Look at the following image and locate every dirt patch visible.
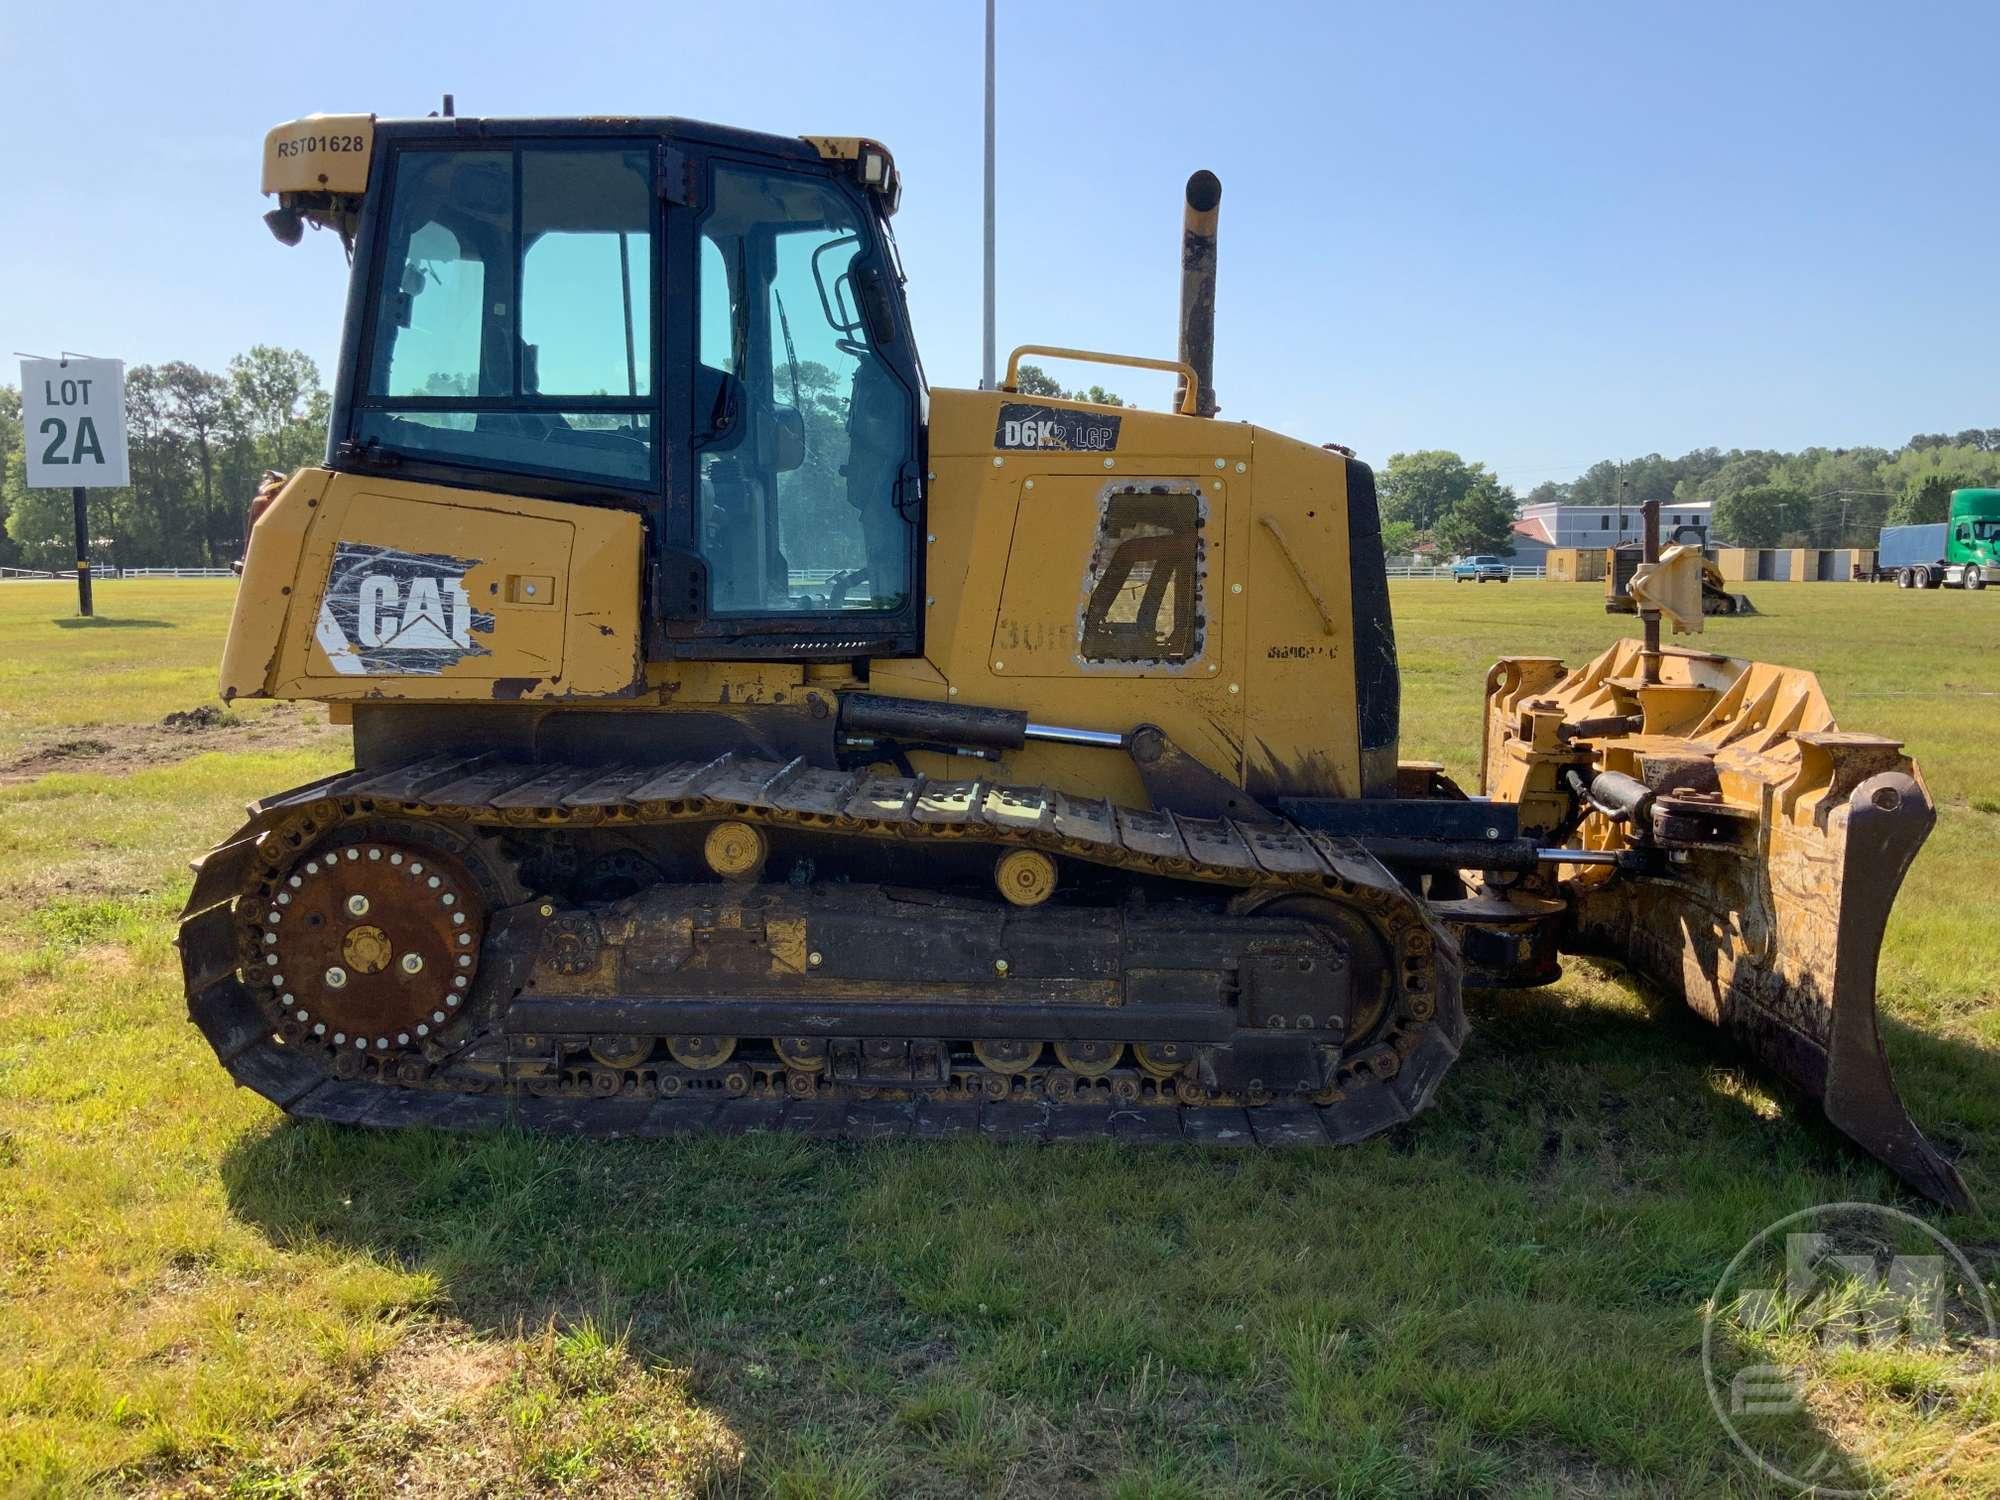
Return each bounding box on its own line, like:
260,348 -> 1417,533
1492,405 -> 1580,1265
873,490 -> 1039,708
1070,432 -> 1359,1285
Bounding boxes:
161,705 -> 237,732
1,703 -> 343,786
371,1326 -> 516,1419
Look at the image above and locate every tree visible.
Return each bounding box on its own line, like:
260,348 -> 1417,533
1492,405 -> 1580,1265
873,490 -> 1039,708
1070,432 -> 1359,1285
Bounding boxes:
1887,472 -> 1967,527
1563,450 -> 1727,510
1713,483 -> 1808,546
1381,450 -> 1506,531
1435,486 -> 1518,558
3,349 -> 331,570
158,362 -> 232,563
229,345 -> 326,473
1682,451 -> 1780,508
1379,450 -> 1518,558
1879,442 -> 2000,527
1380,518 -> 1419,558
3,472 -> 75,568
122,365 -> 194,565
1013,363 -> 1062,397
1012,363 -> 1123,406
0,386 -> 21,568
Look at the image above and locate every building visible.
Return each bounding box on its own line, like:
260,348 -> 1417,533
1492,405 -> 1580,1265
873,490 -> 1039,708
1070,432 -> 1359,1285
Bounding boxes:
1507,520 -> 1552,570
1516,499 -> 1713,549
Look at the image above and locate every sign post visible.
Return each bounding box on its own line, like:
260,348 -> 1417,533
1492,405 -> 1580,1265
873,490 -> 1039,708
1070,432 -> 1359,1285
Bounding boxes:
71,486 -> 92,615
20,357 -> 129,617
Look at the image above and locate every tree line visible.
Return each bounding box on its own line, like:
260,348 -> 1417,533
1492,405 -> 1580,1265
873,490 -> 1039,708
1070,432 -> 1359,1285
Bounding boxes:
1374,428 -> 2000,559
1519,430 -> 2000,548
5,352 -> 1989,567
0,347 -> 329,570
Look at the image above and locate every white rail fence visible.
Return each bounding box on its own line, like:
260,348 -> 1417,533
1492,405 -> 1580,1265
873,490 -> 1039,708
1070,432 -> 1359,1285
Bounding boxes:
114,567 -> 237,578
1385,564 -> 1546,580
0,566 -> 236,580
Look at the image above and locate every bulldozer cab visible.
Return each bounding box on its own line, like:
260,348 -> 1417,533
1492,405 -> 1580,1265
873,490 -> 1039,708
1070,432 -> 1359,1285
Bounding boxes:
317,117 -> 927,658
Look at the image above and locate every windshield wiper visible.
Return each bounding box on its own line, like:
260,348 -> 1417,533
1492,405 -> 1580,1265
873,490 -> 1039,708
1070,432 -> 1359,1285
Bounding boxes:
773,288 -> 804,414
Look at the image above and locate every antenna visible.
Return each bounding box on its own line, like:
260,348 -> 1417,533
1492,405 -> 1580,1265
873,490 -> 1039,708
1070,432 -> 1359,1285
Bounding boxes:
980,0 -> 996,390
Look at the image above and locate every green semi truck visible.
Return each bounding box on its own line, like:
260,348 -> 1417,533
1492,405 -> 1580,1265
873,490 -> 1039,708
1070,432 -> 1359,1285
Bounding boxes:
1878,487 -> 2000,590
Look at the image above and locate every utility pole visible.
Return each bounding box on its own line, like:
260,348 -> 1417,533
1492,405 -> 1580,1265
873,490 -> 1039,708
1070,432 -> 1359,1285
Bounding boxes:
980,0 -> 996,390
1817,488 -> 1894,545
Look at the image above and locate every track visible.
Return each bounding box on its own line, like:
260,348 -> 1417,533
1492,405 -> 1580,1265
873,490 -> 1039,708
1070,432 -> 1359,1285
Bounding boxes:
180,752 -> 1468,1146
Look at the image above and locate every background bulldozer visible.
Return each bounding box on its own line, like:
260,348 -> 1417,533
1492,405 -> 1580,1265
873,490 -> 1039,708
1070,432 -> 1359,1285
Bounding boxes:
180,109 -> 1964,1210
1607,525 -> 1755,617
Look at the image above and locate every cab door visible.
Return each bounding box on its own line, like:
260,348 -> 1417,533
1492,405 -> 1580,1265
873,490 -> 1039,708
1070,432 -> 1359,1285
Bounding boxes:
657,144 -> 926,660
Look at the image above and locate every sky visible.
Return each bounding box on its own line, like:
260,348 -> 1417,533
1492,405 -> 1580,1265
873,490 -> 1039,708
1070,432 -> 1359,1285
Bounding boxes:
2,0 -> 1995,491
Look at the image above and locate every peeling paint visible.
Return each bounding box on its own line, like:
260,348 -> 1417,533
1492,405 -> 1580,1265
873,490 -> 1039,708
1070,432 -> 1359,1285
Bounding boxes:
1076,481 -> 1209,670
316,541 -> 495,676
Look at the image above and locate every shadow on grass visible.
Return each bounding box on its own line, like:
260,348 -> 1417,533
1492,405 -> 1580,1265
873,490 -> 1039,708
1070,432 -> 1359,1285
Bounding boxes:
50,616 -> 176,629
1540,956 -> 1999,1230
209,976 -> 1999,1491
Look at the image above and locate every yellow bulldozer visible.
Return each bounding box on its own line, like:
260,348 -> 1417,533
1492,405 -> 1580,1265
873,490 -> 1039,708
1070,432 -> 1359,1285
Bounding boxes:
1606,525 -> 1756,617
182,109 -> 1965,1209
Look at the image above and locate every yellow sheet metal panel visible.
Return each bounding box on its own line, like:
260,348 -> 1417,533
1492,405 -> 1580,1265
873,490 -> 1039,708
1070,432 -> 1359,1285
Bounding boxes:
262,115 -> 375,196
989,473 -> 1222,678
222,469 -> 642,703
915,388 -> 1250,799
1241,429 -> 1363,798
912,388 -> 1382,802
220,468 -> 334,699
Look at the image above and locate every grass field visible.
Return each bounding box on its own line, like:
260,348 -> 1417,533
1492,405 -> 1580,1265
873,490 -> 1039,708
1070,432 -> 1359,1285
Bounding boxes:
1,577 -> 1996,1498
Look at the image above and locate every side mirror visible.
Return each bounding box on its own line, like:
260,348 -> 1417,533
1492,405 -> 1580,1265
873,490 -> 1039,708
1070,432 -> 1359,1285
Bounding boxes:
773,407 -> 806,473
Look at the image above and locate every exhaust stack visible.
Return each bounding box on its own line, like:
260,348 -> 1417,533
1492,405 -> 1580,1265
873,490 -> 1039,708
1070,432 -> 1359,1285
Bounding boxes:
1176,170 -> 1221,418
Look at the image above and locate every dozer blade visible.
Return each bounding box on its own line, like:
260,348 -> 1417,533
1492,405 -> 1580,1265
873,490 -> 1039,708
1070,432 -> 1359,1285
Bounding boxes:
1486,643 -> 1969,1210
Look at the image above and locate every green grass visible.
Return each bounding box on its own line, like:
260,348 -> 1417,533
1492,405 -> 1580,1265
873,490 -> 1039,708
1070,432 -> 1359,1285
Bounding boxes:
1,577 -> 1996,1497
0,583 -> 264,760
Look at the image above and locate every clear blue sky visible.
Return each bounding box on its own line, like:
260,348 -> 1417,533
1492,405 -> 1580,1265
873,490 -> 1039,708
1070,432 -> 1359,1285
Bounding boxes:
3,0 -> 1993,489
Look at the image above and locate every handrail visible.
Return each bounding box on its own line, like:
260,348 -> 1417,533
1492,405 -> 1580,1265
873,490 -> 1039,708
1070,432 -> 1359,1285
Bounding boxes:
1000,344 -> 1201,417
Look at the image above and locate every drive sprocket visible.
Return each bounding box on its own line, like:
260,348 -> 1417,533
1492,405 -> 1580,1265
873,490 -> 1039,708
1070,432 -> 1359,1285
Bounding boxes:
256,838 -> 485,1058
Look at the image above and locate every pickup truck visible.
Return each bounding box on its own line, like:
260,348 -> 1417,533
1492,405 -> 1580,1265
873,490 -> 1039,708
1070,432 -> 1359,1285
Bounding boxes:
1451,555 -> 1510,583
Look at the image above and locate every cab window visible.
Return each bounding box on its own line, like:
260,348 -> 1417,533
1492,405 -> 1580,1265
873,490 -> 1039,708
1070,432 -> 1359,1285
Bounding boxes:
357,144 -> 655,486
695,163 -> 914,614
